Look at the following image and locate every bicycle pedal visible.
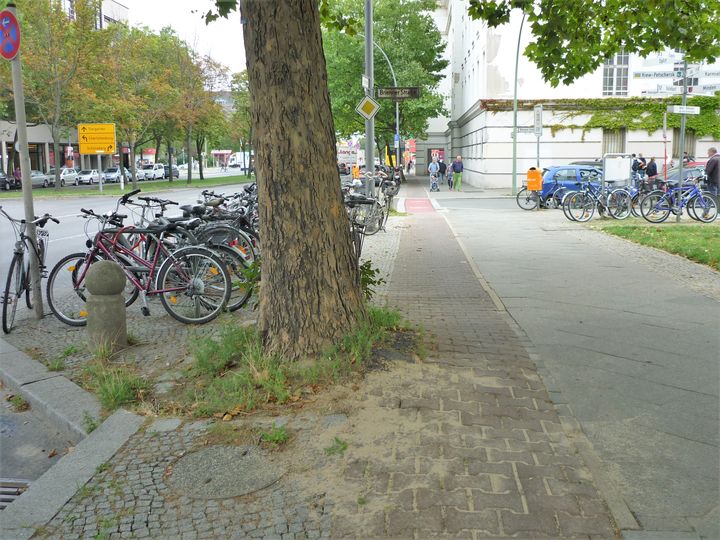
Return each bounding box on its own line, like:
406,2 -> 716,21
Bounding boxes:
140,306 -> 151,316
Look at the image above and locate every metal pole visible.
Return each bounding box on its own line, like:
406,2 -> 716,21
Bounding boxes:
364,0 -> 374,196
536,135 -> 540,168
511,11 -> 526,196
676,57 -> 687,222
8,3 -> 43,320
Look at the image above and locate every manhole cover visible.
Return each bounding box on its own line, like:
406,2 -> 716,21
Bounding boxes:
168,445 -> 284,499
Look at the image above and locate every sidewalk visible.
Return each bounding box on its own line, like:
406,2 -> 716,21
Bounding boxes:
2,181 -> 618,539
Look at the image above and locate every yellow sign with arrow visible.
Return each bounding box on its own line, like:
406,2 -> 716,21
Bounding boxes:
78,123 -> 116,154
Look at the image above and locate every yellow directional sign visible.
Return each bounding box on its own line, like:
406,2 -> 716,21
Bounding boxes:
355,96 -> 380,121
78,123 -> 116,154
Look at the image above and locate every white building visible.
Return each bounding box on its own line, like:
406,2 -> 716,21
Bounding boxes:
418,0 -> 720,188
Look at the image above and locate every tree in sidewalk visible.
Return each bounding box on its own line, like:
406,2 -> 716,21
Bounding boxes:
323,0 -> 447,165
467,0 -> 720,87
228,71 -> 253,176
207,0 -> 366,359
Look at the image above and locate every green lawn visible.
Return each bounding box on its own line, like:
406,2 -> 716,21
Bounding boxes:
0,175 -> 254,200
601,222 -> 720,270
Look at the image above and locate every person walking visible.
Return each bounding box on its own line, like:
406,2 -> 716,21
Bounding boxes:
646,157 -> 658,188
704,147 -> 719,197
447,169 -> 454,190
637,153 -> 647,180
438,158 -> 447,187
451,155 -> 463,191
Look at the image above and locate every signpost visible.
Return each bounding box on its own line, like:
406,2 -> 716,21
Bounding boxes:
78,123 -> 116,193
3,4 -> 43,319
667,105 -> 700,115
376,87 -> 420,100
355,96 -> 380,121
534,104 -> 543,168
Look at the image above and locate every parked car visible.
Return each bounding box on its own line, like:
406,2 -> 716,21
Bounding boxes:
75,169 -> 100,185
47,167 -> 76,186
163,164 -> 179,179
102,167 -> 130,183
569,160 -> 604,170
0,170 -> 19,191
141,163 -> 165,180
541,165 -> 602,191
663,165 -> 707,183
134,167 -> 146,181
30,170 -> 51,188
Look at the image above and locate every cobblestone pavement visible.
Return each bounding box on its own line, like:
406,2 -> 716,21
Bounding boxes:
30,207 -> 618,539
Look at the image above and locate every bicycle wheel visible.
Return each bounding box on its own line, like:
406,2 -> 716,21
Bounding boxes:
2,254 -> 25,334
195,223 -> 257,263
549,187 -> 567,209
156,247 -> 231,324
207,244 -> 253,311
561,191 -> 578,221
640,191 -> 670,223
516,188 -> 539,210
630,192 -> 642,218
354,202 -> 384,235
566,192 -> 595,222
607,189 -> 632,220
689,192 -> 718,223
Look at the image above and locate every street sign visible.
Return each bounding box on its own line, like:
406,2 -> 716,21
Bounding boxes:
699,69 -> 720,77
361,75 -> 370,90
667,105 -> 700,115
355,96 -> 380,121
533,104 -> 543,137
634,70 -> 674,79
517,126 -> 536,134
376,87 -> 421,100
0,10 -> 21,60
78,123 -> 117,154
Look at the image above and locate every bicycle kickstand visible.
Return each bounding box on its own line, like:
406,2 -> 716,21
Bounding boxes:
140,290 -> 151,317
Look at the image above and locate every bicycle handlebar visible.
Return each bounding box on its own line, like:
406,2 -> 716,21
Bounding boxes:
119,189 -> 142,203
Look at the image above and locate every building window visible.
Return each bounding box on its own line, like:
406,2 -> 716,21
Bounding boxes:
602,128 -> 626,154
602,50 -> 629,96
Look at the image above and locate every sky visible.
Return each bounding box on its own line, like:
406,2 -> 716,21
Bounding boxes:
121,0 -> 247,76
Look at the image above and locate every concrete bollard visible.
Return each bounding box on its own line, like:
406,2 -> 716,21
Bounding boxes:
85,260 -> 127,355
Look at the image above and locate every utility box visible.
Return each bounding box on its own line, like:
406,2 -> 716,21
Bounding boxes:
527,167 -> 543,191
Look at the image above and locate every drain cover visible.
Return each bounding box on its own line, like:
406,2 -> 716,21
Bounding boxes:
0,478 -> 30,510
168,445 -> 284,499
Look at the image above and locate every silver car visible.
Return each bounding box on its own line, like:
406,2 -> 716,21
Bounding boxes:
46,167 -> 76,186
75,169 -> 100,185
30,170 -> 51,188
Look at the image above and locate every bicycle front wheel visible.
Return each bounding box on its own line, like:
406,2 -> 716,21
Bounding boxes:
156,247 -> 231,324
516,188 -> 539,210
46,252 -> 93,326
566,193 -> 595,222
2,254 -> 25,334
607,189 -> 632,220
689,192 -> 718,223
640,191 -> 670,223
209,244 -> 253,312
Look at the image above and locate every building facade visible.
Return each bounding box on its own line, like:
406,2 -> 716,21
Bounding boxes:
417,0 -> 720,188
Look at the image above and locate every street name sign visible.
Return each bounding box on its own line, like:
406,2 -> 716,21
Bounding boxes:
355,96 -> 380,121
533,104 -> 543,137
78,123 -> 117,154
634,71 -> 674,79
0,10 -> 21,60
376,87 -> 421,100
517,126 -> 536,134
667,105 -> 700,115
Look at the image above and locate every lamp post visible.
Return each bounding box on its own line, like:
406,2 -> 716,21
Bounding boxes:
364,0 -> 374,196
511,11 -> 527,196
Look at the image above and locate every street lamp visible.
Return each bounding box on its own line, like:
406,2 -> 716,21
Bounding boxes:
511,11 -> 527,196
359,33 -> 401,169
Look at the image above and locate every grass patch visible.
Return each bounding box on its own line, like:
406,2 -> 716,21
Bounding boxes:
184,305 -> 408,418
46,358 -> 66,372
7,394 -> 30,412
601,223 -> 720,270
260,424 -> 290,447
389,209 -> 408,216
82,411 -> 101,433
81,362 -> 150,411
324,437 -> 348,456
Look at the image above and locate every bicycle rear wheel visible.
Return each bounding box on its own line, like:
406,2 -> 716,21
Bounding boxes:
2,254 -> 24,334
607,189 -> 632,219
689,192 -> 718,223
516,188 -> 539,210
640,191 -> 670,223
566,192 -> 595,222
195,223 -> 257,264
630,192 -> 642,218
156,247 -> 231,324
208,244 -> 253,311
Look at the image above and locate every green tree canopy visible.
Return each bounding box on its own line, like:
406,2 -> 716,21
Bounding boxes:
468,0 -> 720,86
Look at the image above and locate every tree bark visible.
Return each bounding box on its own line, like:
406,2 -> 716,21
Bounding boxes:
195,134 -> 205,180
241,0 -> 366,360
185,124 -> 192,184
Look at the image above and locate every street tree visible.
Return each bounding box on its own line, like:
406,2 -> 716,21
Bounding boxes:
323,0 -> 447,164
228,71 -> 253,175
467,0 -> 720,87
207,0 -> 366,359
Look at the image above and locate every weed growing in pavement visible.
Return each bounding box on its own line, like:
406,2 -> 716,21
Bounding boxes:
357,495 -> 367,505
95,462 -> 110,474
126,332 -> 140,346
82,411 -> 100,433
388,209 -> 408,217
62,344 -> 81,356
46,357 -> 65,371
7,394 -> 30,412
75,482 -> 100,501
324,437 -> 348,456
96,515 -> 118,539
260,423 -> 290,447
359,260 -> 386,301
185,305 -> 407,418
81,362 -> 149,411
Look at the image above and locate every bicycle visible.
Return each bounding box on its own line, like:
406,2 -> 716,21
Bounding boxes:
46,208 -> 231,326
562,181 -> 632,222
516,177 -> 568,211
639,176 -> 717,224
1,207 -> 59,334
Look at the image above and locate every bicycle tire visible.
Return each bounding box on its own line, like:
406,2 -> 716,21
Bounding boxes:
689,192 -> 718,223
607,189 -> 632,220
195,223 -> 257,263
567,192 -> 595,222
640,191 -> 670,223
549,187 -> 567,209
630,192 -> 642,218
207,244 -> 253,311
516,188 -> 539,210
561,191 -> 578,221
25,237 -> 46,310
2,254 -> 24,334
156,247 -> 231,324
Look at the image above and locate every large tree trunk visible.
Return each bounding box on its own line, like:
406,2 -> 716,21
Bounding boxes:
241,0 -> 366,360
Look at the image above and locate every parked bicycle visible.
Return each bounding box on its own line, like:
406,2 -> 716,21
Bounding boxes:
562,181 -> 632,222
1,207 -> 59,334
639,175 -> 717,223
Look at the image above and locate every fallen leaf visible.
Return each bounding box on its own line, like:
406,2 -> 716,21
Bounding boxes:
48,449 -> 57,458
222,413 -> 233,422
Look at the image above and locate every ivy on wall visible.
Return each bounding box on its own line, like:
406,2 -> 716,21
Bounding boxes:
481,95 -> 720,139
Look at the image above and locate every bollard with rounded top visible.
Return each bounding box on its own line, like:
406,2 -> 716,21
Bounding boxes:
85,260 -> 127,355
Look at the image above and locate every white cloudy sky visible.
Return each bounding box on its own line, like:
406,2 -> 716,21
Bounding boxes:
121,0 -> 247,75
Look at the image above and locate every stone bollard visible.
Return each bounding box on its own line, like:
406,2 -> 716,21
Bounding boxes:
85,260 -> 127,355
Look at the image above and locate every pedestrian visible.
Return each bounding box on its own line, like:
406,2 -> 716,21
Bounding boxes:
637,153 -> 647,180
447,169 -> 453,190
631,153 -> 640,183
13,166 -> 20,182
438,158 -> 447,187
428,156 -> 439,190
451,154 -> 463,191
646,157 -> 658,188
704,147 -> 719,197
683,151 -> 695,164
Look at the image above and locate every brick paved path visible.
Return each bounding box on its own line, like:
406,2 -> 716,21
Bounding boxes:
33,206 -> 618,539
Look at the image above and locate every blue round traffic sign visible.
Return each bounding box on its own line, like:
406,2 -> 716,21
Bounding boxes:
0,10 -> 21,61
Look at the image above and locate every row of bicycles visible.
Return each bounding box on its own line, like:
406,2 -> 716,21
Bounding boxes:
1,185 -> 261,334
517,175 -> 717,223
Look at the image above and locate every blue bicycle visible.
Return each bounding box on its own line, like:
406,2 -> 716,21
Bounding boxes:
639,176 -> 717,223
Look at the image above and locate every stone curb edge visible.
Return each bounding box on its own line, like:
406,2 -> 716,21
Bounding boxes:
0,409 -> 145,540
440,212 -> 642,537
0,337 -> 101,440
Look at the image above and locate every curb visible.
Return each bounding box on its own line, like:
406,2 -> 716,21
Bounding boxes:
0,409 -> 144,540
0,337 -> 101,440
